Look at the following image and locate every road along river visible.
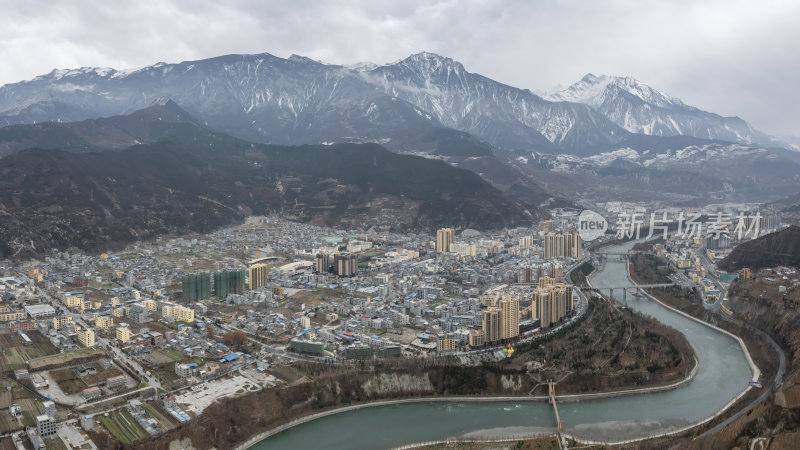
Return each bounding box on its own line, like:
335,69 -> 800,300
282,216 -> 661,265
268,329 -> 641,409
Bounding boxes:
250,240 -> 756,449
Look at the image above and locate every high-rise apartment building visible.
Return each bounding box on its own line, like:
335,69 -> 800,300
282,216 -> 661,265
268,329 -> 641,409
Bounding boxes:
334,253 -> 358,277
315,253 -> 332,273
436,228 -> 455,252
214,269 -> 246,298
565,230 -> 583,259
482,308 -> 501,343
518,266 -> 534,283
533,282 -> 574,328
543,231 -> 583,259
249,263 -> 269,290
499,297 -> 520,340
182,271 -> 211,301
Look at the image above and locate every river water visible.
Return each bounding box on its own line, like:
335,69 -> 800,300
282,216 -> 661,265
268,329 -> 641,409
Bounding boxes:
255,241 -> 753,448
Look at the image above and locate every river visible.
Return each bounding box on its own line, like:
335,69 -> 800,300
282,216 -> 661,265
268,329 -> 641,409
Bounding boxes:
254,240 -> 754,448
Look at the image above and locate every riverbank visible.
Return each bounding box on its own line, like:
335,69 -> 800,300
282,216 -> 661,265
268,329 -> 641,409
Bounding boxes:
239,276 -> 700,449
235,360 -> 703,450
132,241 -> 752,450
626,251 -> 787,447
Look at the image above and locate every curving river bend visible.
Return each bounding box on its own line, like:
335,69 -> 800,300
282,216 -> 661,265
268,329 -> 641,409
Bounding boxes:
253,241 -> 755,449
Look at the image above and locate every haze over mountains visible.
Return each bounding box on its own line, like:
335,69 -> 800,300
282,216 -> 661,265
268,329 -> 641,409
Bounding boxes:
0,50 -> 798,256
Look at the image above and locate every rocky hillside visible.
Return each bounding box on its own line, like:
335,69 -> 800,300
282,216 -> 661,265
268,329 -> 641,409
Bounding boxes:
719,226 -> 800,271
0,134 -> 539,259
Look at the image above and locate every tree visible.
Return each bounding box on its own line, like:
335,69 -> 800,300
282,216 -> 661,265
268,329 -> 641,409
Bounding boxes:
206,324 -> 214,339
223,330 -> 248,348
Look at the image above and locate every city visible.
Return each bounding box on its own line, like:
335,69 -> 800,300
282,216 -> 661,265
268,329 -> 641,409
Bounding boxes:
0,198 -> 791,448
0,2 -> 799,449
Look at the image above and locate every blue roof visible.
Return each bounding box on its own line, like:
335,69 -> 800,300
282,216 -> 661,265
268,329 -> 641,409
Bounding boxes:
187,363 -> 199,368
221,353 -> 240,362
217,342 -> 228,348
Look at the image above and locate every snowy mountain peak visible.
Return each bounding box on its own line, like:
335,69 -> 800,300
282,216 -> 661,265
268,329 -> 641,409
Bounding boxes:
548,73 -> 682,108
399,52 -> 466,76
544,73 -> 776,145
36,66 -> 119,82
288,54 -> 323,65
347,61 -> 378,71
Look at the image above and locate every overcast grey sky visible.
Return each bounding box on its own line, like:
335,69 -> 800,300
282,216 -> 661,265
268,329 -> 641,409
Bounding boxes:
2,0 -> 799,136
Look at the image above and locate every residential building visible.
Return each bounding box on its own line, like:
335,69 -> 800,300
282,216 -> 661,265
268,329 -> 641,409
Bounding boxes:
161,303 -> 195,323
52,316 -> 73,330
334,253 -> 358,277
469,329 -> 486,347
106,375 -> 128,388
438,338 -> 456,352
499,297 -> 520,340
214,269 -> 246,298
127,303 -> 149,323
0,307 -> 25,322
141,299 -> 157,311
36,414 -> 57,437
116,324 -> 131,343
436,228 -> 455,252
182,271 -> 211,301
543,231 -> 583,259
533,282 -> 574,328
249,263 -> 269,290
315,253 -> 332,273
95,315 -> 114,329
77,329 -> 95,347
175,363 -> 195,378
482,308 -> 501,343
42,401 -> 55,418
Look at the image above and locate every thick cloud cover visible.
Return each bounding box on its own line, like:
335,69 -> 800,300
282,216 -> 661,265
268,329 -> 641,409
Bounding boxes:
2,0 -> 798,136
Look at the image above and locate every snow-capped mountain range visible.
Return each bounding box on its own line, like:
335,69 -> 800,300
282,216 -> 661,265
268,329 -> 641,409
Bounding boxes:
546,73 -> 780,147
1,51 -> 793,157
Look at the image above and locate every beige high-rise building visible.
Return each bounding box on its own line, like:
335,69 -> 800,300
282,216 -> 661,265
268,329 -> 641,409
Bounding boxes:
543,232 -> 564,259
533,283 -> 574,328
482,308 -> 501,343
249,263 -> 269,290
564,230 -> 583,259
334,253 -> 359,277
499,297 -> 520,340
436,228 -> 455,252
543,231 -> 582,259
538,276 -> 555,289
553,264 -> 563,281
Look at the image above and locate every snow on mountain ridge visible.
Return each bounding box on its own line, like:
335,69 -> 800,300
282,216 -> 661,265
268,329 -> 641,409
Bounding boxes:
547,73 -> 683,108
